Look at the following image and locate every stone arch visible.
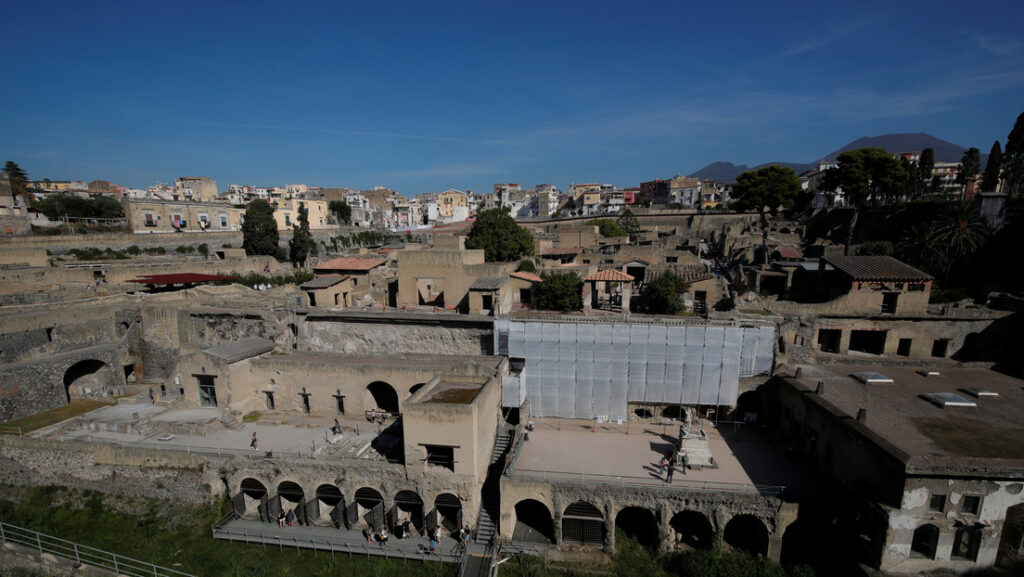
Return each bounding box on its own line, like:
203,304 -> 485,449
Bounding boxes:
615,506 -> 659,549
435,493 -> 463,535
366,381 -> 399,413
353,487 -> 385,529
408,383 -> 427,397
952,526 -> 981,561
63,359 -> 113,402
735,390 -> 763,420
513,499 -> 555,544
911,523 -> 940,559
314,484 -> 344,527
276,481 -> 305,512
670,510 -> 713,550
724,514 -> 769,556
393,490 -> 425,535
633,407 -> 653,419
562,501 -> 605,546
238,478 -> 267,518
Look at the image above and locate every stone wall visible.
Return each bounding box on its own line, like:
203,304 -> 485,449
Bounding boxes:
0,436 -> 214,504
302,314 -> 493,356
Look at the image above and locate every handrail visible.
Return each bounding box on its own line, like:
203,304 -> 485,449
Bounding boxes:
507,468 -> 785,496
0,520 -> 196,577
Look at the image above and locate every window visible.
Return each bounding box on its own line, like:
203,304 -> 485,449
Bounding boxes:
423,444 -> 456,471
897,338 -> 912,357
817,329 -> 841,353
908,283 -> 925,292
932,339 -> 950,358
333,391 -> 346,414
952,527 -> 980,561
882,292 -> 899,314
299,388 -> 311,413
962,495 -> 980,515
220,215 -> 228,227
929,494 -> 945,512
265,391 -> 275,410
285,214 -> 291,226
666,256 -> 678,263
197,376 -> 217,407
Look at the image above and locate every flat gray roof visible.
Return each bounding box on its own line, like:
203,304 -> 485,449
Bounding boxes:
788,364 -> 1024,472
469,277 -> 506,291
203,337 -> 275,363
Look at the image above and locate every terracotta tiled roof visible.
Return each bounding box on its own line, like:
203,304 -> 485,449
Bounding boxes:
823,255 -> 932,281
313,257 -> 387,272
584,269 -> 634,282
510,272 -> 543,283
774,245 -> 802,259
541,247 -> 583,256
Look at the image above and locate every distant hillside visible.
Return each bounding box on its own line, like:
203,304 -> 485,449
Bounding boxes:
689,133 -> 971,183
823,133 -> 968,163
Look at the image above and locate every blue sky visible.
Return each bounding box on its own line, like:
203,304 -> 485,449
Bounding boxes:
2,1 -> 1022,194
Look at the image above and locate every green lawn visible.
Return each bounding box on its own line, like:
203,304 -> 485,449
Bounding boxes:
1,398 -> 114,434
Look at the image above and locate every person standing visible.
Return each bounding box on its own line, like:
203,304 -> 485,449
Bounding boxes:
285,508 -> 295,527
681,453 -> 689,475
250,432 -> 258,450
666,453 -> 676,484
148,388 -> 155,404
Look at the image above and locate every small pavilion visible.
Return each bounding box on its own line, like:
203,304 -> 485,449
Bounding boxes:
583,269 -> 634,312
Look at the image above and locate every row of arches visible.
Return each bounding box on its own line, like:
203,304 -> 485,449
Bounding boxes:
235,478 -> 463,537
512,499 -> 770,556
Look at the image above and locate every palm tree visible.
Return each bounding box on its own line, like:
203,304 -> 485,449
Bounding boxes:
896,222 -> 947,279
935,201 -> 989,284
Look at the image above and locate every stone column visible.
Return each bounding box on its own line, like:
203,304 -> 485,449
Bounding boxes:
767,535 -> 784,561
605,500 -> 616,553
658,505 -> 674,554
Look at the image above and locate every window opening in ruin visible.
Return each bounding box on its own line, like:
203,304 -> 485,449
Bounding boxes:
300,388 -> 311,413
265,391 -> 275,410
897,338 -> 912,357
562,501 -> 605,546
519,288 -> 531,304
307,292 -> 316,307
962,495 -> 981,515
46,327 -> 54,342
931,339 -> 949,358
482,294 -> 493,311
423,444 -> 455,471
929,494 -> 945,512
908,283 -> 925,292
670,511 -> 713,550
881,293 -> 899,314
333,390 -> 345,414
849,330 -> 886,355
197,375 -> 217,407
723,514 -> 770,557
817,329 -> 841,353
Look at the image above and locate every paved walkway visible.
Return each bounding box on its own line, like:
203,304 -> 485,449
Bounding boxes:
213,518 -> 465,563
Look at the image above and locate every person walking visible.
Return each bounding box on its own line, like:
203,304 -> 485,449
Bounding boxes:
148,388 -> 155,404
681,453 -> 689,475
666,453 -> 676,484
250,432 -> 258,450
658,455 -> 667,474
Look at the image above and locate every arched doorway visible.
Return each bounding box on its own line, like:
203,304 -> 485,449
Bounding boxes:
911,524 -> 940,559
366,381 -> 399,413
277,481 -> 306,525
615,506 -> 658,549
562,501 -> 605,546
724,514 -> 769,556
352,487 -> 385,530
670,510 -> 713,550
63,359 -> 113,402
735,390 -> 763,422
513,499 -> 555,544
392,490 -> 424,536
952,526 -> 980,561
236,478 -> 267,519
434,493 -> 463,536
314,484 -> 344,528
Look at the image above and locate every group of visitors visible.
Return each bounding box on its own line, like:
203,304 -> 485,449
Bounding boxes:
147,385 -> 169,404
276,509 -> 296,527
658,451 -> 689,483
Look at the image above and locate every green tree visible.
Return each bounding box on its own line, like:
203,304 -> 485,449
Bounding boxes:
935,201 -> 988,284
241,200 -> 280,258
634,270 -> 689,315
981,140 -> 1003,192
896,222 -> 947,278
464,208 -> 534,262
328,199 -> 352,224
517,259 -> 537,273
918,147 -> 935,194
3,161 -> 29,198
534,271 -> 582,311
731,165 -> 801,265
587,218 -> 627,238
288,202 -> 315,267
822,148 -> 909,254
616,208 -> 640,241
957,147 -> 981,197
197,243 -> 210,259
1003,109 -> 1024,196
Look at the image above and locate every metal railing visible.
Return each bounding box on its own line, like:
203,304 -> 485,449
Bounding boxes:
507,468 -> 785,496
0,520 -> 195,577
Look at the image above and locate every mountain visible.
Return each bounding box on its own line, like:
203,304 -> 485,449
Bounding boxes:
822,133 -> 968,163
688,133 -> 971,183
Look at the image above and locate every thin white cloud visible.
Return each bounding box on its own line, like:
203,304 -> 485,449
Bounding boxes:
190,120 -> 511,145
969,32 -> 1023,57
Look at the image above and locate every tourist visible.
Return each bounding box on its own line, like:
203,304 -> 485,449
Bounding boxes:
250,432 -> 258,450
434,526 -> 441,543
160,384 -> 167,398
463,525 -> 471,546
366,527 -> 376,544
658,455 -> 667,474
380,527 -> 389,546
278,510 -> 286,527
148,388 -> 155,404
402,519 -> 412,538
285,508 -> 295,527
427,537 -> 436,555
681,453 -> 689,475
332,418 -> 341,435
666,454 -> 676,483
